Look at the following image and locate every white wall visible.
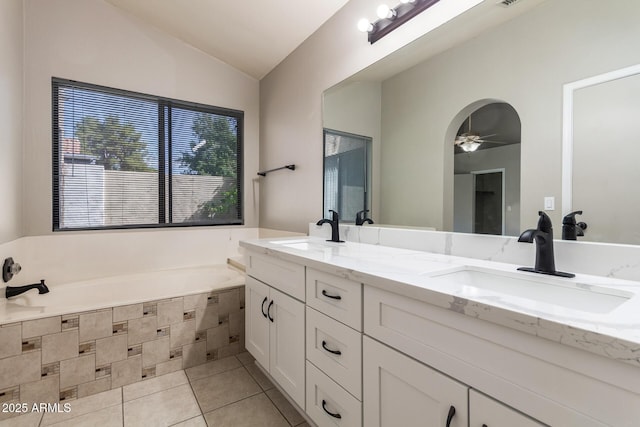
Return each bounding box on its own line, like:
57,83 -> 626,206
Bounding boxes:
259,0 -> 485,232
22,0 -> 260,236
0,0 -> 24,244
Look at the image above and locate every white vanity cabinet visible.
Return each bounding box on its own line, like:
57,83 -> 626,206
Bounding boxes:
363,336 -> 468,427
469,390 -> 544,427
304,268 -> 363,427
242,239 -> 640,427
363,285 -> 630,427
245,253 -> 306,409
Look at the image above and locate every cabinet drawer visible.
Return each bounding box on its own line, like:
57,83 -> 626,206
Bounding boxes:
470,390 -> 545,427
363,336 -> 468,427
306,307 -> 362,400
246,251 -> 305,301
306,361 -> 362,427
306,268 -> 362,330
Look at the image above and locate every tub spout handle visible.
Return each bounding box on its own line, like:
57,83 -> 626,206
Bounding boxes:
5,280 -> 49,299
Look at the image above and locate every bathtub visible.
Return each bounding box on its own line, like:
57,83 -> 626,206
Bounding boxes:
0,264 -> 245,324
0,263 -> 247,410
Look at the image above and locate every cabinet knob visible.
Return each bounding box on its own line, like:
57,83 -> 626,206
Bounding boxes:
321,340 -> 342,355
322,399 -> 342,419
267,300 -> 274,322
446,405 -> 456,427
321,289 -> 342,300
261,297 -> 268,318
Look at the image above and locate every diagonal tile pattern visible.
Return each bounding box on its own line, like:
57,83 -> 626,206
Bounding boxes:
0,352 -> 309,427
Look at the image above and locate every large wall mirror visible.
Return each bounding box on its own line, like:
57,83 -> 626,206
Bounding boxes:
322,0 -> 640,243
562,64 -> 640,245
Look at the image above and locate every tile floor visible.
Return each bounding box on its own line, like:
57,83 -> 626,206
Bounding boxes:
0,352 -> 310,427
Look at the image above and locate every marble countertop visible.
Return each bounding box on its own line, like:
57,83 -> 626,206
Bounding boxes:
240,236 -> 640,367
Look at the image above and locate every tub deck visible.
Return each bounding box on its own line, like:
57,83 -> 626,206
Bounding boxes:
0,264 -> 245,324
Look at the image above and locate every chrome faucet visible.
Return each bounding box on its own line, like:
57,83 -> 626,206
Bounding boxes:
5,279 -> 49,299
316,210 -> 344,242
517,211 -> 574,278
355,210 -> 374,226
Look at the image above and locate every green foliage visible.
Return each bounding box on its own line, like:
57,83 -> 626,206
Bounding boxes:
75,115 -> 154,172
198,188 -> 239,220
180,114 -> 237,177
180,113 -> 239,220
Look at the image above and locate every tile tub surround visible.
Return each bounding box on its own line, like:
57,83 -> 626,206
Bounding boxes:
310,223 -> 640,282
242,236 -> 640,367
0,286 -> 245,422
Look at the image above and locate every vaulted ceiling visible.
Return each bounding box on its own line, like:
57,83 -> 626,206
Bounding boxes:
105,0 -> 350,79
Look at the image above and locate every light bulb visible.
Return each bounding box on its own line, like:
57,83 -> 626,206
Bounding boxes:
376,4 -> 396,19
461,142 -> 481,152
357,18 -> 373,33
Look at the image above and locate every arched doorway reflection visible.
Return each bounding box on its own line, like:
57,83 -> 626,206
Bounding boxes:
452,103 -> 521,236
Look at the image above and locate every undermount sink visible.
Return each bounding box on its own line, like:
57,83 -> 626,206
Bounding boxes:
270,239 -> 316,251
428,267 -> 633,314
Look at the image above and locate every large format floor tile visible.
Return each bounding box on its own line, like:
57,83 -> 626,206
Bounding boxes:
266,388 -> 305,427
48,405 -> 123,427
41,388 -> 122,426
190,367 -> 262,413
123,370 -> 188,401
2,353 -> 309,427
123,383 -> 200,426
203,393 -> 290,427
185,356 -> 241,382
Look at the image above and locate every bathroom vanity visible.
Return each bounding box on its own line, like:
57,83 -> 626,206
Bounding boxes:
241,236 -> 640,427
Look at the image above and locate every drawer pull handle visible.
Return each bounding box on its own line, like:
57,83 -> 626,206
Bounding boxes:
322,400 -> 342,419
321,340 -> 342,355
261,297 -> 268,318
321,289 -> 342,300
267,300 -> 274,322
445,405 -> 456,427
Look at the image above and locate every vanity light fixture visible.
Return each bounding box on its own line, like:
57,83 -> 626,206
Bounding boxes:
357,18 -> 374,33
358,0 -> 441,44
376,4 -> 397,20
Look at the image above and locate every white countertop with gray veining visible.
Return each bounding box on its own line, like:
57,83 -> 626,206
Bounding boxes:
240,236 -> 640,367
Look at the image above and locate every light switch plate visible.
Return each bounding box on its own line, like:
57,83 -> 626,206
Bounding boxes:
544,196 -> 555,210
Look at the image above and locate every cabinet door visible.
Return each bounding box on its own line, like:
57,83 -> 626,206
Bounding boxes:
470,390 -> 545,427
245,276 -> 270,370
270,287 -> 306,409
363,336 -> 468,427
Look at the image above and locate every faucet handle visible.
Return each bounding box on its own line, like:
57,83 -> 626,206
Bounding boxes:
536,211 -> 553,233
355,210 -> 369,225
329,210 -> 340,221
562,210 -> 583,225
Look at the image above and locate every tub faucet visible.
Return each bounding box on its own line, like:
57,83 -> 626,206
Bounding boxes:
355,210 -> 374,226
5,280 -> 49,299
316,210 -> 344,242
517,211 -> 574,278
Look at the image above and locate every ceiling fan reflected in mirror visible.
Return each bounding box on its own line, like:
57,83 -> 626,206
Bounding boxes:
454,113 -> 510,153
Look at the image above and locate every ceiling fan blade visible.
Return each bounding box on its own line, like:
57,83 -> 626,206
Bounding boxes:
478,133 -> 497,139
483,139 -> 518,144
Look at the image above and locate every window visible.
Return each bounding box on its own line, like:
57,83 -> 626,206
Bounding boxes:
323,129 -> 371,222
52,78 -> 243,230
